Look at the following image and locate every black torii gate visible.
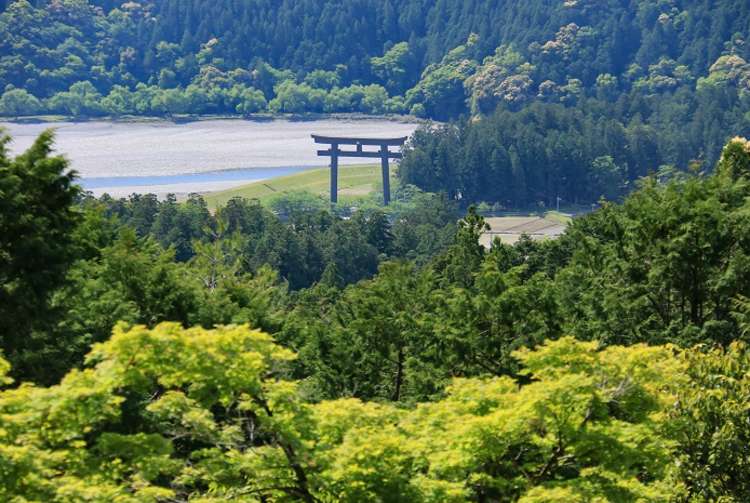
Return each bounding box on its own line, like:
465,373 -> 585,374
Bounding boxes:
312,134 -> 407,205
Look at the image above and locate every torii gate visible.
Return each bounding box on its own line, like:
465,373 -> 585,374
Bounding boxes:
311,134 -> 407,205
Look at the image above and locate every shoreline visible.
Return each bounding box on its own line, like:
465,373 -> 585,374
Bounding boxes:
2,117 -> 419,198
84,163 -> 379,201
1,112 -> 427,126
80,165 -> 317,198
0,117 -> 420,179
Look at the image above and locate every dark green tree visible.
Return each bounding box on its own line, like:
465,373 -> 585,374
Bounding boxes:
0,129 -> 81,382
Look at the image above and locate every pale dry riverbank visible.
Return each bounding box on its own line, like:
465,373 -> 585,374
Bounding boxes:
0,117 -> 419,197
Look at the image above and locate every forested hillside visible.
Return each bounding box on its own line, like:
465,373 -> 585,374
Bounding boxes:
4,129 -> 750,500
2,0 -> 749,119
400,91 -> 749,207
4,1 -> 750,498
2,0 -> 749,207
5,0 -> 750,498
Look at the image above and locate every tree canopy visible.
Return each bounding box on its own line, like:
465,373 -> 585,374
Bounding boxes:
3,3 -> 750,497
1,0 -> 749,128
0,322 -> 716,502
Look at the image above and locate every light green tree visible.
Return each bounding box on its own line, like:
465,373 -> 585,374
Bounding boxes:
0,88 -> 42,116
0,326 -> 691,502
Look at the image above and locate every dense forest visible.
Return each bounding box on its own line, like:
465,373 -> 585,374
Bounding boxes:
4,127 -> 750,500
2,0 -> 750,120
2,0 -> 750,205
3,0 -> 750,111
400,88 -> 750,207
4,0 -> 750,500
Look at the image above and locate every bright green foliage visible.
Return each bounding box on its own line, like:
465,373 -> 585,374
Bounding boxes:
303,69 -> 340,90
634,58 -> 694,94
0,323 -> 311,502
0,88 -> 41,116
5,110 -> 750,503
405,36 -> 479,120
0,125 -> 456,387
716,136 -> 750,181
48,224 -> 290,383
269,80 -> 326,114
371,42 -> 418,95
0,328 -> 692,501
46,81 -> 104,116
391,338 -> 684,502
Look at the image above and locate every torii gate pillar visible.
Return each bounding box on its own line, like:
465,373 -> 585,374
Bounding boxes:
312,135 -> 407,205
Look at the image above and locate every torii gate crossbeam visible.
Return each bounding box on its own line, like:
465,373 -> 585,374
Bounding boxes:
312,135 -> 407,205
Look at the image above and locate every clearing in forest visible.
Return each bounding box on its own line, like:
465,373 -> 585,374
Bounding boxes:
480,213 -> 570,247
203,163 -> 385,209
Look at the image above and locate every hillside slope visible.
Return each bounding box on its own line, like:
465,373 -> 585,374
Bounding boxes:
1,0 -> 749,119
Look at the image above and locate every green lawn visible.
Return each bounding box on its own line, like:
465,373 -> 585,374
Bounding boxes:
544,210 -> 574,224
203,163 -> 386,209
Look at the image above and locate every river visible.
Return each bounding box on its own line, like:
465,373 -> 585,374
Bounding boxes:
0,118 -> 420,197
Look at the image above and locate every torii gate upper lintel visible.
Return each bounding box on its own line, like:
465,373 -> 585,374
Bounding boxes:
311,134 -> 407,205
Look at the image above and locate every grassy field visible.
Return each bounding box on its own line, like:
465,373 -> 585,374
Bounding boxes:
543,210 -> 574,224
203,163 -> 385,209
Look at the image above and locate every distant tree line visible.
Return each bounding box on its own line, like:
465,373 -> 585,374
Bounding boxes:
400,83 -> 750,207
2,0 -> 750,121
94,188 -> 456,291
0,79 -> 406,117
